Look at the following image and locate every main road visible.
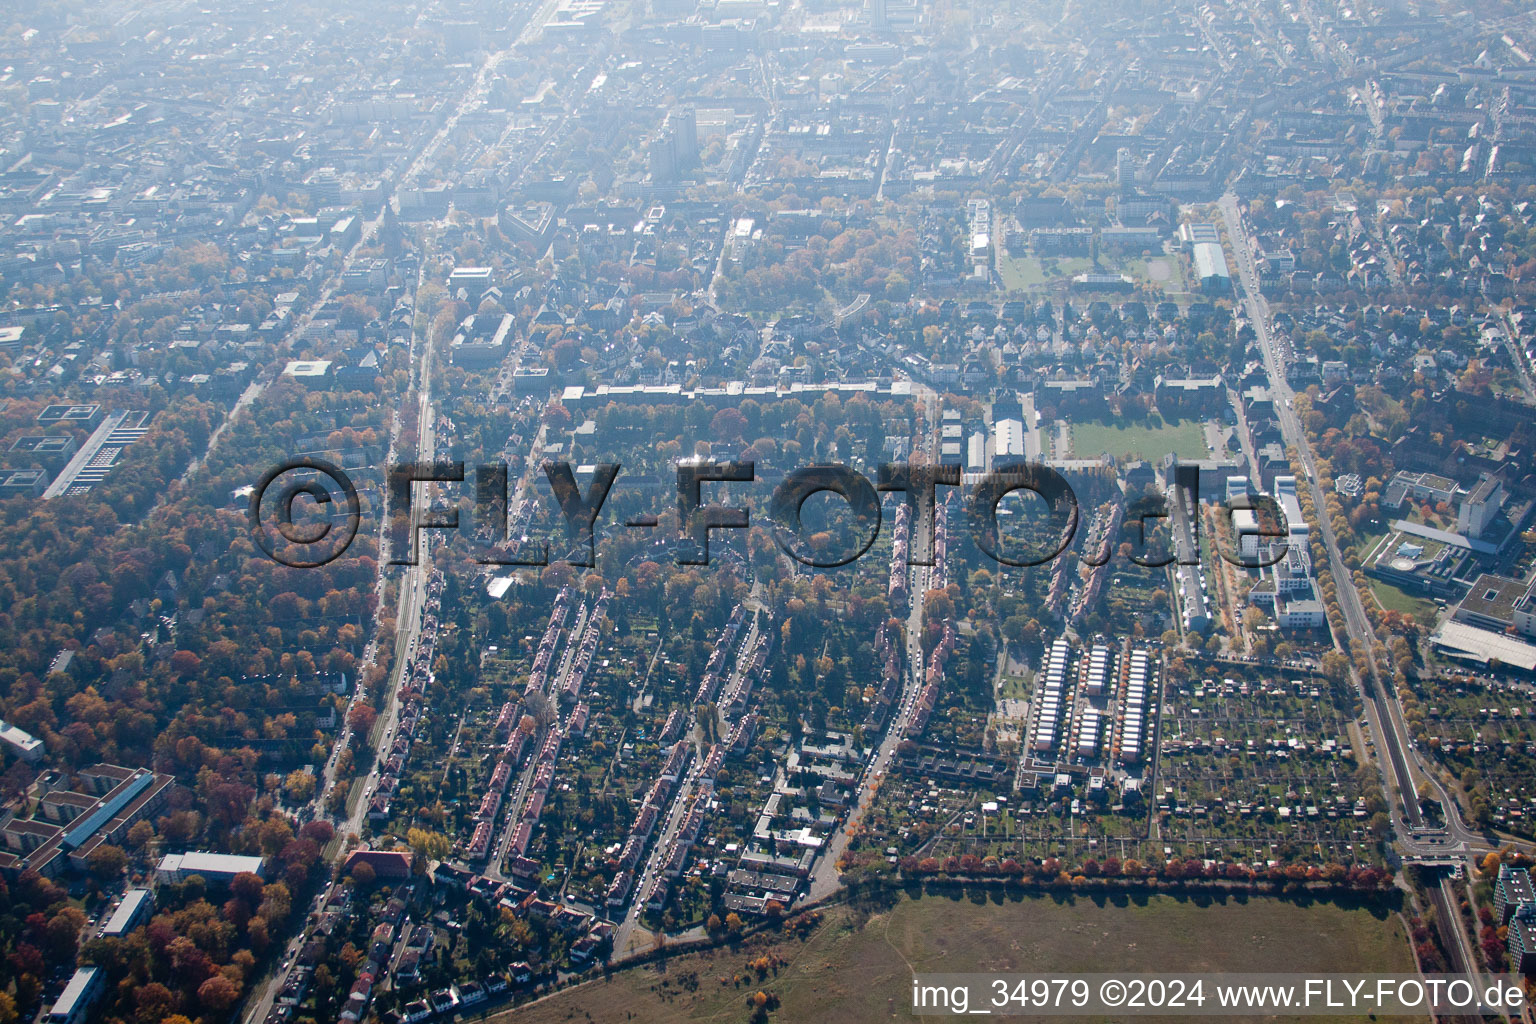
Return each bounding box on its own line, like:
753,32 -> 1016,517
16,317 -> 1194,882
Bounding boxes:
1216,193 -> 1474,844
614,605 -> 765,957
238,13 -> 538,1021
807,389 -> 940,902
242,235 -> 443,1024
1219,194 -> 1486,991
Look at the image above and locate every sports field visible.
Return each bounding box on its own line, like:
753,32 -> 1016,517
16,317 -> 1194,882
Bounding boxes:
493,890 -> 1418,1024
1069,416 -> 1208,461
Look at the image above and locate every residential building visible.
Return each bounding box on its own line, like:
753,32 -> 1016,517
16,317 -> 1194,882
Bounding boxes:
0,719 -> 43,762
1496,864 -> 1535,924
1508,903 -> 1536,974
100,888 -> 153,938
156,851 -> 266,884
47,968 -> 104,1024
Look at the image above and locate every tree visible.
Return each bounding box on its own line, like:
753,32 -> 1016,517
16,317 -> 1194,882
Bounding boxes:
248,915 -> 270,952
259,881 -> 293,923
86,844 -> 127,882
198,973 -> 241,1012
127,819 -> 155,850
300,819 -> 335,845
284,769 -> 316,802
1002,614 -> 1041,649
231,871 -> 265,905
346,703 -> 377,735
133,982 -> 176,1022
44,907 -> 87,960
406,828 -> 451,862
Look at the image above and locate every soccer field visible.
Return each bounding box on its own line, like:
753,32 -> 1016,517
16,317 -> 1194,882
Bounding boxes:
1069,416 -> 1209,461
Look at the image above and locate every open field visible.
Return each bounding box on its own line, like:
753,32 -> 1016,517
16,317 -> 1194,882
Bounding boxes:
493,890 -> 1418,1024
1127,256 -> 1187,292
999,673 -> 1033,699
998,252 -> 1186,295
1369,578 -> 1440,624
998,255 -> 1094,291
1069,416 -> 1208,461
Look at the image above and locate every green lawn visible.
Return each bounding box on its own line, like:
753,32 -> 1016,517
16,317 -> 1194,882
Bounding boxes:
500,891 -> 1417,1024
1069,416 -> 1208,461
1356,524 -> 1390,562
998,254 -> 1095,291
1369,578 -> 1439,624
999,674 -> 1033,699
